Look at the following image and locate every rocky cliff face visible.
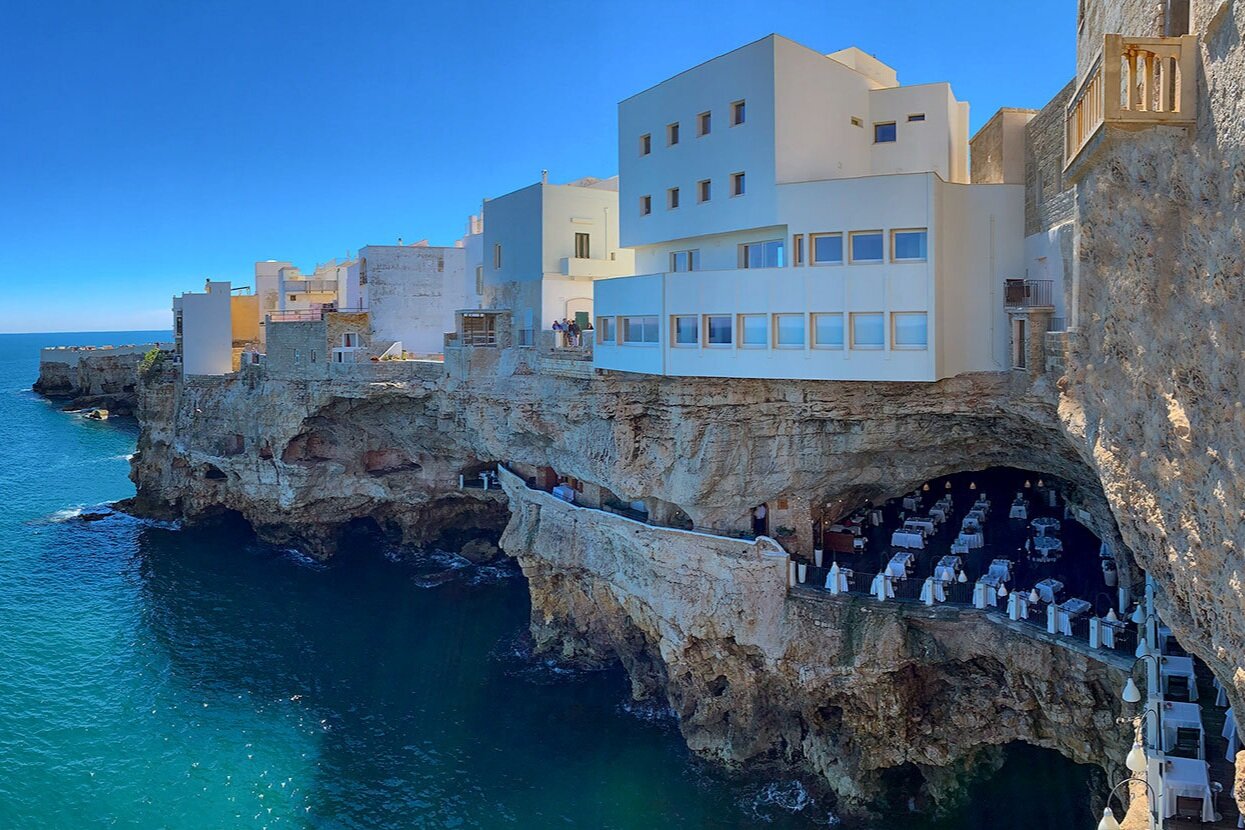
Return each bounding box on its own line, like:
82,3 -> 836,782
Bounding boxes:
35,347 -> 156,415
500,468 -> 1130,817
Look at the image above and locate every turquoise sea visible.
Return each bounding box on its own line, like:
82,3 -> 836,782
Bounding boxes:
0,331 -> 1097,829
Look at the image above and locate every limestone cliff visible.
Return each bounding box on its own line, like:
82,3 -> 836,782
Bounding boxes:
35,345 -> 162,415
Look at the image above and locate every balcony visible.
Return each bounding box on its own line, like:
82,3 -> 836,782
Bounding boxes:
1004,279 -> 1054,309
1065,34 -> 1198,172
559,256 -> 634,279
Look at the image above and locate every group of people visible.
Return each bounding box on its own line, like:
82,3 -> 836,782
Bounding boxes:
552,318 -> 589,347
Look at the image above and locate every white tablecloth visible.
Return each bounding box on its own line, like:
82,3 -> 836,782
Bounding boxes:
957,531 -> 984,549
1036,578 -> 1063,604
826,566 -> 852,594
1031,517 -> 1061,536
905,518 -> 935,535
1007,591 -> 1031,620
961,517 -> 982,533
1056,598 -> 1091,635
1009,503 -> 1028,520
977,574 -> 1004,607
967,508 -> 987,523
1162,701 -> 1206,758
919,577 -> 946,604
1162,656 -> 1199,701
552,484 -> 576,503
870,572 -> 896,600
902,496 -> 919,511
1099,618 -> 1124,648
950,540 -> 970,555
886,551 -> 914,578
987,559 -> 1012,581
1224,708 -> 1239,761
1214,677 -> 1229,707
1162,757 -> 1217,822
1033,536 -> 1063,554
891,530 -> 924,549
929,506 -> 947,522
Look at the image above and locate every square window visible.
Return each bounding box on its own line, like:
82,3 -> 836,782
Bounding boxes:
812,313 -> 844,349
640,133 -> 651,155
673,315 -> 698,346
908,113 -> 926,122
698,111 -> 711,136
731,100 -> 746,126
705,314 -> 732,346
892,229 -> 928,262
775,314 -> 805,348
849,231 -> 884,263
597,317 -> 616,343
667,122 -> 680,145
851,312 -> 884,349
698,179 -> 711,202
731,171 -> 746,196
640,195 -> 652,215
740,314 -> 767,348
667,187 -> 680,209
893,312 -> 928,349
874,122 -> 897,143
850,116 -> 863,128
811,233 -> 844,265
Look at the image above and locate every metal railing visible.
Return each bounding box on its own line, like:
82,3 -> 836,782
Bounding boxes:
1005,279 -> 1054,308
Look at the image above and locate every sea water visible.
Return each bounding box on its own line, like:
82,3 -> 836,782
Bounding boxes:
0,332 -> 1096,828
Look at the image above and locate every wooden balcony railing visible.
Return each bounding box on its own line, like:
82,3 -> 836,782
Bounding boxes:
1066,34 -> 1198,170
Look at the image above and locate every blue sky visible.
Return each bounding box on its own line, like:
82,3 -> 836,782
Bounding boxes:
0,0 -> 1075,334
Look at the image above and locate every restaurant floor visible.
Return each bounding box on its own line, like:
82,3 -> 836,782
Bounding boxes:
804,467 -> 1115,609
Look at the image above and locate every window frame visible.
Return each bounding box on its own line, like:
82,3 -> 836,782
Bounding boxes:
667,122 -> 680,146
672,315 -> 699,347
621,315 -> 659,346
669,250 -> 699,273
697,111 -> 711,137
739,239 -> 784,269
890,228 -> 928,263
730,171 -> 745,197
811,313 -> 845,350
738,313 -> 768,349
640,195 -> 652,216
907,113 -> 926,122
667,187 -> 680,210
574,231 -> 591,259
596,316 -> 617,344
891,312 -> 929,350
810,232 -> 844,266
493,243 -> 502,270
850,312 -> 885,350
873,121 -> 897,143
697,178 -> 711,203
848,230 -> 884,264
640,133 -> 652,155
792,234 -> 804,267
850,116 -> 863,128
704,314 -> 733,348
731,99 -> 746,126
773,313 -> 806,349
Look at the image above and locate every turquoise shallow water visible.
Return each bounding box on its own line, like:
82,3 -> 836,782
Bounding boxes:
0,331 -> 1098,829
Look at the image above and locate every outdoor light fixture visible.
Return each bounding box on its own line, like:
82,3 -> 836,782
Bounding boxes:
922,483 -> 930,492
1037,478 -> 1045,487
1122,677 -> 1142,703
969,481 -> 977,490
1125,740 -> 1147,772
1029,589 -> 1040,604
957,570 -> 967,583
1024,479 -> 1032,488
1130,604 -> 1146,625
1106,608 -> 1118,622
944,481 -> 951,490
1135,636 -> 1149,659
1097,806 -> 1122,830
998,583 -> 1008,597
1098,776 -> 1157,830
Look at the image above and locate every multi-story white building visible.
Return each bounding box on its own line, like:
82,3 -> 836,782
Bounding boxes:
481,174 -> 634,345
173,281 -> 258,376
594,35 -> 1024,382
255,259 -> 356,344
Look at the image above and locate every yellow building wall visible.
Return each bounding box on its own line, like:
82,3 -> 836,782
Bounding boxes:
231,295 -> 260,345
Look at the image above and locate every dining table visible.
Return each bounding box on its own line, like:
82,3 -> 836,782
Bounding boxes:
1031,516 -> 1061,536
1033,535 -> 1063,554
905,518 -> 936,536
1035,577 -> 1063,604
1161,656 -> 1199,701
1223,707 -> 1239,761
934,555 -> 961,583
886,551 -> 915,578
987,559 -> 1012,581
1056,598 -> 1091,635
1162,700 -> 1206,759
890,530 -> 924,549
1009,501 -> 1028,520
1161,757 -> 1218,823
957,531 -> 984,549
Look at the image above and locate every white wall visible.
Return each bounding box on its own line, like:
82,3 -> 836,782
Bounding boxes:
867,84 -> 968,183
178,281 -> 233,376
1023,223 -> 1071,322
361,245 -> 467,355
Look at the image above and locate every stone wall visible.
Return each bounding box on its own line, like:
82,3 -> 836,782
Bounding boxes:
1024,81 -> 1077,238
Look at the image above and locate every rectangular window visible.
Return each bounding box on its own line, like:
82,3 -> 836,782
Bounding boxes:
811,233 -> 844,265
574,232 -> 591,259
622,316 -> 659,344
731,100 -> 746,125
775,314 -> 805,348
851,312 -> 885,349
597,317 -> 616,343
892,229 -> 928,262
740,314 -> 767,348
493,244 -> 502,269
667,187 -> 680,209
850,116 -> 863,128
672,315 -> 698,346
874,122 -> 897,143
640,195 -> 652,216
740,239 -> 784,269
893,312 -> 928,349
698,179 -> 711,202
731,171 -> 745,196
908,113 -> 926,122
669,250 -> 699,272
792,234 -> 804,266
705,314 -> 732,346
698,111 -> 711,136
667,122 -> 680,146
640,133 -> 651,155
474,265 -> 483,294
849,231 -> 884,263
812,313 -> 844,349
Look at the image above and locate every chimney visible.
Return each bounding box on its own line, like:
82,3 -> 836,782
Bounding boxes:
541,169 -> 549,185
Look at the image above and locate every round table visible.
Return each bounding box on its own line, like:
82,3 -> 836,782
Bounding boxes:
1033,535 -> 1063,554
1031,517 -> 1061,537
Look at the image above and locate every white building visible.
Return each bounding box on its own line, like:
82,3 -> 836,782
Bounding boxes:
357,243 -> 471,357
255,259 -> 355,344
594,35 -> 1023,382
173,281 -> 235,377
482,175 -> 635,345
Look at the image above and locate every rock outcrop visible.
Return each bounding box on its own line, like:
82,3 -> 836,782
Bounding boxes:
34,344 -> 165,415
